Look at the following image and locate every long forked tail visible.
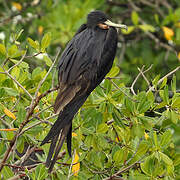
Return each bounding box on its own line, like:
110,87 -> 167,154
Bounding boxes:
47,124 -> 71,173
40,94 -> 88,172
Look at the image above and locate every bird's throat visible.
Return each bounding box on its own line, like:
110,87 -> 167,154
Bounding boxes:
98,23 -> 109,30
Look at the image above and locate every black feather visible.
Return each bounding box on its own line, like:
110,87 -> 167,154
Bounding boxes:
40,10 -> 119,173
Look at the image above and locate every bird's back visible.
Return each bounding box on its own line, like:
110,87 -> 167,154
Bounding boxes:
58,26 -> 118,90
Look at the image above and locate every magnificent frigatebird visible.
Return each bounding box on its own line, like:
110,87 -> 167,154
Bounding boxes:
41,10 -> 127,172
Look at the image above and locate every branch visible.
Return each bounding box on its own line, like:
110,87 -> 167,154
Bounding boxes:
7,51 -> 27,73
19,113 -> 58,136
137,65 -> 153,89
33,48 -> 61,101
106,78 -> 136,102
103,160 -> 140,180
82,161 -> 108,174
147,66 -> 180,93
131,65 -> 153,95
130,66 -> 145,95
0,69 -> 33,99
0,50 -> 60,172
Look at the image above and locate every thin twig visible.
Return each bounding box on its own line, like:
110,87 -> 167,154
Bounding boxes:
137,65 -> 153,89
68,150 -> 75,179
0,70 -> 33,99
103,160 -> 141,180
107,78 -> 136,102
33,48 -> 61,101
7,51 -> 27,73
147,66 -> 180,93
82,161 -> 108,174
131,66 -> 145,95
19,113 -> 58,136
125,139 -> 142,165
25,52 -> 42,58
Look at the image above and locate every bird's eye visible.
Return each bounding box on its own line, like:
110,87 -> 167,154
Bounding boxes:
99,17 -> 105,21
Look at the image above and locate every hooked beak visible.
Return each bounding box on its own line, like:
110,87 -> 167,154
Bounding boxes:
104,20 -> 128,31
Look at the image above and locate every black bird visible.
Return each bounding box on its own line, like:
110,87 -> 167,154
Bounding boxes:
40,10 -> 127,172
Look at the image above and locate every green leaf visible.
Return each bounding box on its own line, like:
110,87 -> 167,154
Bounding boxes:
0,43 -> 6,55
159,151 -> 173,165
170,110 -> 179,124
140,156 -> 154,176
32,67 -> 42,80
131,11 -> 139,25
125,97 -> 135,114
10,59 -> 29,69
84,134 -> 93,148
17,106 -> 26,124
104,79 -> 112,94
139,24 -> 155,32
17,136 -> 24,153
27,37 -> 40,50
1,166 -> 14,179
8,44 -> 18,58
172,97 -> 180,108
3,87 -> 18,96
15,29 -> 24,40
152,75 -> 160,88
96,123 -> 108,133
138,116 -> 154,131
137,92 -> 151,113
113,149 -> 124,164
112,108 -> 126,128
153,131 -> 159,150
136,142 -> 149,157
95,86 -> 105,97
171,75 -> 176,93
146,91 -> 155,105
41,32 -> 51,52
173,154 -> 180,166
29,164 -> 48,180
160,130 -> 172,150
160,77 -> 167,89
163,85 -> 169,104
43,55 -> 52,67
121,26 -> 135,34
154,14 -> 160,24
132,124 -> 144,138
106,66 -> 120,78
11,66 -> 20,80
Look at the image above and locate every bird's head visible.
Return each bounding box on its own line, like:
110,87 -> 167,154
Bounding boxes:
87,10 -> 127,30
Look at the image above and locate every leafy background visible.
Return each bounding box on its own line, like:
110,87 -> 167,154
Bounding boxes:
0,0 -> 180,179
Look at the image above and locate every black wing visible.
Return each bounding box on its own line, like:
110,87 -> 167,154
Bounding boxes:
41,26 -> 118,172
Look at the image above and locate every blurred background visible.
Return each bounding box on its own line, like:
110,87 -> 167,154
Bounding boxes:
0,0 -> 180,90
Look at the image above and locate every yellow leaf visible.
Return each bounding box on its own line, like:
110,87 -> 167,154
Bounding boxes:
72,151 -> 80,176
0,128 -> 17,131
162,26 -> 174,40
38,26 -> 44,35
144,132 -> 149,140
178,52 -> 180,60
4,108 -> 16,120
175,22 -> 180,28
12,2 -> 22,11
34,108 -> 39,113
38,92 -> 41,96
115,136 -> 121,142
72,132 -> 77,137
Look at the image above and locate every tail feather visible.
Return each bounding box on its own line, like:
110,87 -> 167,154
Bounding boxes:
45,134 -> 59,167
41,94 -> 89,172
48,124 -> 70,173
41,94 -> 88,146
67,123 -> 72,157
